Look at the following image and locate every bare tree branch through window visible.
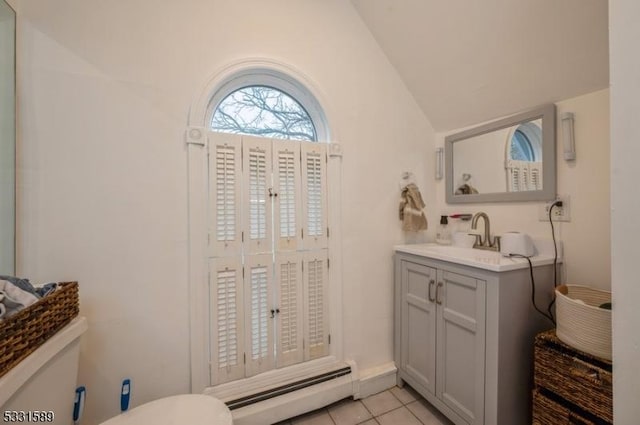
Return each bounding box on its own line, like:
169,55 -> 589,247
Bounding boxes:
212,86 -> 317,141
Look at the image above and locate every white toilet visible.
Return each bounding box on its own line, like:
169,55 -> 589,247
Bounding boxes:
99,394 -> 232,425
0,317 -> 232,425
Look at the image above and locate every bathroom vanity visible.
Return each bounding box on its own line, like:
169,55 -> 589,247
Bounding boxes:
394,244 -> 557,425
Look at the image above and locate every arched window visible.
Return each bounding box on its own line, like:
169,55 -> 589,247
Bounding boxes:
201,68 -> 335,386
212,86 -> 317,141
206,69 -> 329,142
506,120 -> 543,191
510,130 -> 535,161
508,121 -> 542,162
189,63 -> 342,392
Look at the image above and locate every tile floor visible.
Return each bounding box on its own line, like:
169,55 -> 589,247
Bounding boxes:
274,385 -> 454,425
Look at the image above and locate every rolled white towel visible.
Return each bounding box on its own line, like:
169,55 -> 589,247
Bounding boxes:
0,279 -> 40,318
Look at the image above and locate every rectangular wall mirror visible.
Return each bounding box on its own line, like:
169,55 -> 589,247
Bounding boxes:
445,104 -> 556,204
0,0 -> 16,274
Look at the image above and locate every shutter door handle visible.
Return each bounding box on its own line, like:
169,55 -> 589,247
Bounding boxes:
270,308 -> 280,318
428,279 -> 436,302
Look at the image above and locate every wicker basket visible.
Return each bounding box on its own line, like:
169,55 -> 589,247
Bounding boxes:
532,389 -> 603,425
0,281 -> 79,378
534,330 -> 612,424
555,284 -> 612,360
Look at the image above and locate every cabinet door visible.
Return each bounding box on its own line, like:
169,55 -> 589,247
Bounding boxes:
400,260 -> 437,395
436,270 -> 486,425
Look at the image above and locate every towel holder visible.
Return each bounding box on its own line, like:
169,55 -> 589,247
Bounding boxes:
400,172 -> 417,189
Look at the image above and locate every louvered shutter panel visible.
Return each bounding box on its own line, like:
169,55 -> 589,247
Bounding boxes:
301,143 -> 328,250
244,254 -> 275,377
242,136 -> 273,255
207,133 -> 332,385
522,166 -> 531,191
209,257 -> 244,385
507,159 -> 528,192
530,162 -> 543,190
303,250 -> 330,361
273,141 -> 302,252
507,160 -> 517,192
209,132 -> 242,257
275,253 -> 304,368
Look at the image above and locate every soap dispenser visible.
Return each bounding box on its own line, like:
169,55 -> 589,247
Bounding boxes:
436,215 -> 452,245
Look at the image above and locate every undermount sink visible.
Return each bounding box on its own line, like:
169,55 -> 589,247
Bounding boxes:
394,241 -> 561,272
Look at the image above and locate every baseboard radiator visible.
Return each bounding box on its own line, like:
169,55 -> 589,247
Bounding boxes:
221,365 -> 355,425
226,366 -> 352,410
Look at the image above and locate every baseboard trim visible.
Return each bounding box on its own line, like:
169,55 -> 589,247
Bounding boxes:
355,362 -> 398,399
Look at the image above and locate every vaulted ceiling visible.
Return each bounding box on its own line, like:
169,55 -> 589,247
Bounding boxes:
351,0 -> 609,131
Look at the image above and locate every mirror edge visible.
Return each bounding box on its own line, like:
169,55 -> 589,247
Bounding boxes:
445,103 -> 557,204
0,0 -> 16,275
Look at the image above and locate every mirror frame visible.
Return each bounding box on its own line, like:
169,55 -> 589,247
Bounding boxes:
0,0 -> 16,274
445,104 -> 556,204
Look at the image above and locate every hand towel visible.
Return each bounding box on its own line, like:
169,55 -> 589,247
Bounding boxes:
399,183 -> 428,232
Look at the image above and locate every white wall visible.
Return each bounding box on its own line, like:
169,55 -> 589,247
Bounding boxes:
610,1 -> 640,422
452,128 -> 510,194
437,89 -> 611,290
15,1 -> 436,423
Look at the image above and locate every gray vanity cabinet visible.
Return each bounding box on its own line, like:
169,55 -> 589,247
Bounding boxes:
395,251 -> 554,425
398,258 -> 485,425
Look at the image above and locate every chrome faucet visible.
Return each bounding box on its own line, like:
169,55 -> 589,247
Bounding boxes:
470,212 -> 501,251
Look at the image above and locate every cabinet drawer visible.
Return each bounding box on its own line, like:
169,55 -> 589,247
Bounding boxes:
534,331 -> 612,423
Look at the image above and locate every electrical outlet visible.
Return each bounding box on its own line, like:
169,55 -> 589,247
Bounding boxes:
539,195 -> 571,222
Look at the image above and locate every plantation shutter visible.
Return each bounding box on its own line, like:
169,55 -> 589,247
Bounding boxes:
529,162 -> 543,190
275,253 -> 304,368
522,166 -> 531,191
244,254 -> 275,377
209,257 -> 244,385
209,133 -> 242,257
242,136 -> 273,255
301,144 -> 328,250
273,141 -> 302,252
303,250 -> 330,361
207,133 -> 332,385
507,159 -> 543,191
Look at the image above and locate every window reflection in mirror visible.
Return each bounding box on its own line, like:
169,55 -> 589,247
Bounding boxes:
445,104 -> 556,204
506,120 -> 543,192
452,119 -> 543,195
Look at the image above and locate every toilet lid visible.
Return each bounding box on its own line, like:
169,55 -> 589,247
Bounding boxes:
100,394 -> 232,425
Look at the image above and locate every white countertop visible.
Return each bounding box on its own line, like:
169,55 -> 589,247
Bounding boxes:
394,242 -> 561,272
